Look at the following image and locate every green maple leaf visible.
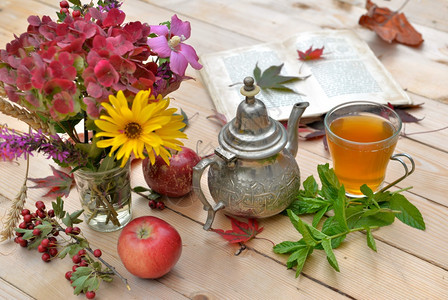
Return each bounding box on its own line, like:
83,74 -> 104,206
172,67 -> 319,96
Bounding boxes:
253,63 -> 308,93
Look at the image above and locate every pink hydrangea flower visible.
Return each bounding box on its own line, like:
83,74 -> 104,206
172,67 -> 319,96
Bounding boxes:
147,15 -> 202,76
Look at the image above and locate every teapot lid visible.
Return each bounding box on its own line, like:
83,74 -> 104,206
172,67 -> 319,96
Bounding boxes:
217,77 -> 287,160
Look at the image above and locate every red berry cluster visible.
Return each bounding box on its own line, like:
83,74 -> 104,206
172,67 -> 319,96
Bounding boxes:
13,200 -> 108,299
64,248 -> 102,299
14,201 -> 59,262
148,200 -> 166,210
59,0 -> 81,18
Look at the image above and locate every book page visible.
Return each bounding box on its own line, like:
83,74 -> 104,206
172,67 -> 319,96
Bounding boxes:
199,30 -> 412,122
282,30 -> 412,112
199,43 -> 309,122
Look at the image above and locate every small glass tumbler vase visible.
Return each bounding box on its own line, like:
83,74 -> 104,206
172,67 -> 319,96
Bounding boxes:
73,163 -> 132,232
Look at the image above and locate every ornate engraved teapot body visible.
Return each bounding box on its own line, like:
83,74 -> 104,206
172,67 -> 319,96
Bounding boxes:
193,77 -> 309,230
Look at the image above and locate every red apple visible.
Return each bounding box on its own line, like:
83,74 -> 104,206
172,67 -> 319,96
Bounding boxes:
117,216 -> 182,279
142,146 -> 201,197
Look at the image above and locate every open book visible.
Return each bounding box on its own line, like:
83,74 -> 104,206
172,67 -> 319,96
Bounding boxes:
199,30 -> 412,122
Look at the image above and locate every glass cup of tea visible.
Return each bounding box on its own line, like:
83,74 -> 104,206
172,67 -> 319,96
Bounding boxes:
324,101 -> 415,197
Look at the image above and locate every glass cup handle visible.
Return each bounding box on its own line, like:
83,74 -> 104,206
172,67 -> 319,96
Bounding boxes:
379,153 -> 415,192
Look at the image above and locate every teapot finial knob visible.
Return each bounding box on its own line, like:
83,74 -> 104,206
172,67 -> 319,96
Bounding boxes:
240,76 -> 260,102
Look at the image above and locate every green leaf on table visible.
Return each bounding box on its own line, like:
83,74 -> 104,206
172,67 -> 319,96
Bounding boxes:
69,209 -> 84,224
365,227 -> 377,252
275,164 -> 426,279
253,63 -> 307,93
312,204 -> 329,227
389,193 -> 426,230
317,164 -> 340,200
132,186 -> 152,193
287,210 -> 317,246
72,275 -> 90,295
321,238 -> 340,272
353,210 -> 395,228
321,216 -> 347,249
287,196 -> 329,215
52,197 -> 66,219
333,186 -> 348,231
58,246 -> 71,259
86,277 -> 100,293
285,245 -> 313,277
273,240 -> 307,254
301,175 -> 319,197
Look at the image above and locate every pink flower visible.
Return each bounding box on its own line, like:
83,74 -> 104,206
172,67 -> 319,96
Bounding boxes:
147,15 -> 202,76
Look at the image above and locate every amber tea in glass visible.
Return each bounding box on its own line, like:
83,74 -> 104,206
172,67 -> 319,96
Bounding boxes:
324,101 -> 409,197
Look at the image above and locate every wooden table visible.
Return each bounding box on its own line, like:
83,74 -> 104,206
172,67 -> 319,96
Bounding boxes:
1,0 -> 448,299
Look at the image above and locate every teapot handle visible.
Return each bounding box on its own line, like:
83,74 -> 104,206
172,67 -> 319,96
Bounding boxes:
193,154 -> 226,231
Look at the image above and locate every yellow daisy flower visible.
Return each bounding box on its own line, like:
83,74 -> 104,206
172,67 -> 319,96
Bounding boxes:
94,89 -> 187,167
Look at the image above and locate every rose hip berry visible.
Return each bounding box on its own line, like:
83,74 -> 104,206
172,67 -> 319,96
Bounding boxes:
16,237 -> 28,247
72,254 -> 82,264
86,291 -> 96,299
148,200 -> 157,208
72,227 -> 81,235
79,259 -> 89,267
41,238 -> 50,247
59,0 -> 69,8
35,201 -> 45,211
93,249 -> 102,258
65,271 -> 73,281
72,10 -> 81,18
37,244 -> 47,253
49,248 -> 58,257
21,209 -> 30,216
65,227 -> 73,234
32,228 -> 41,236
78,249 -> 87,256
156,201 -> 166,210
36,209 -> 46,218
42,253 -> 51,262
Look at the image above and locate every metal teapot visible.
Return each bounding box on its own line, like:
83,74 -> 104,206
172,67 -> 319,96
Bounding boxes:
193,77 -> 309,230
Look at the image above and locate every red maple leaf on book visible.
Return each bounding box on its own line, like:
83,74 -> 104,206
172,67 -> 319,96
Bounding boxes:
212,215 -> 264,243
297,46 -> 325,61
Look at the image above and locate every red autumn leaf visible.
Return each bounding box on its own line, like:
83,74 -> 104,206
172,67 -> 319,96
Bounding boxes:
207,109 -> 228,126
28,166 -> 75,198
303,129 -> 326,140
359,0 -> 423,47
387,103 -> 424,123
212,215 -> 264,243
297,46 -> 325,61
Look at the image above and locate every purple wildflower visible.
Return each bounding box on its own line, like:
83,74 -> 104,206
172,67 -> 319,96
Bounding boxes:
0,127 -> 88,167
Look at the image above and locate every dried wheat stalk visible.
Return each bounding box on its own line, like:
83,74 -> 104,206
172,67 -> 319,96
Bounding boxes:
0,156 -> 29,242
0,96 -> 53,134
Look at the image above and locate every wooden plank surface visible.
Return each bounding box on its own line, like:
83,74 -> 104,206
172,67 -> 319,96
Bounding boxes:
1,0 -> 448,299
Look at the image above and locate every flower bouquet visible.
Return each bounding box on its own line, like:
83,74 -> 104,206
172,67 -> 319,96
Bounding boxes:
0,0 -> 202,233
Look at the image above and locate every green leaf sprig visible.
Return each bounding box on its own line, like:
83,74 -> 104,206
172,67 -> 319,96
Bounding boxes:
274,164 -> 425,277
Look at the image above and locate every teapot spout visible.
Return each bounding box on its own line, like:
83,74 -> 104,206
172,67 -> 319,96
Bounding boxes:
285,102 -> 309,157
